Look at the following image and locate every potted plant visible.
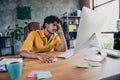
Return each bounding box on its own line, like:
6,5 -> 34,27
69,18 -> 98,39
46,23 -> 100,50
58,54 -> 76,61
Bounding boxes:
4,23 -> 27,54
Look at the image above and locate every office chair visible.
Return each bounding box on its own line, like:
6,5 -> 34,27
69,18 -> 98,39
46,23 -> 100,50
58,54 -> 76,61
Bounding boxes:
24,22 -> 42,40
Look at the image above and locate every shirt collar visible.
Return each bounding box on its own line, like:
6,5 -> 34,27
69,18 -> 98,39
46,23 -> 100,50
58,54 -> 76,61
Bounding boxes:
40,29 -> 55,39
40,29 -> 46,38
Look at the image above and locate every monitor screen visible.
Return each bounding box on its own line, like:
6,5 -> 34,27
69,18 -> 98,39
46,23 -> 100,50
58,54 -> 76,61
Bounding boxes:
74,7 -> 105,54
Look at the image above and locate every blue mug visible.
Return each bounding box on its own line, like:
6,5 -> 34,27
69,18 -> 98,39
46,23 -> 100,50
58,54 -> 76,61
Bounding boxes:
5,59 -> 23,80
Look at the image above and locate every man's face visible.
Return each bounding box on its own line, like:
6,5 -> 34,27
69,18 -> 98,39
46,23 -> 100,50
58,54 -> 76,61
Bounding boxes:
45,21 -> 58,34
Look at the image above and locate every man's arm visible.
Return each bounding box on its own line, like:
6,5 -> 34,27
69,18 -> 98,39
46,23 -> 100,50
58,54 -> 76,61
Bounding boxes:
20,50 -> 38,59
20,50 -> 55,63
56,23 -> 67,52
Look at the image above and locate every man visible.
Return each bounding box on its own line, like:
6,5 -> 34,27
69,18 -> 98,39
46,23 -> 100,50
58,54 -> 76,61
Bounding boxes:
20,15 -> 67,63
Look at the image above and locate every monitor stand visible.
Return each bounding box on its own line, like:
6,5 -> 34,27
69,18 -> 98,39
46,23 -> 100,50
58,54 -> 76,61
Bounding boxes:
84,32 -> 107,62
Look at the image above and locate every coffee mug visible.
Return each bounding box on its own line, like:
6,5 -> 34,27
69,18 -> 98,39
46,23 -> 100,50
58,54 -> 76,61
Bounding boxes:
5,59 -> 23,80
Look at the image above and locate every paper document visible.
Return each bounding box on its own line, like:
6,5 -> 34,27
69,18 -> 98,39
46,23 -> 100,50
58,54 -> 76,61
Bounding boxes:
0,58 -> 22,72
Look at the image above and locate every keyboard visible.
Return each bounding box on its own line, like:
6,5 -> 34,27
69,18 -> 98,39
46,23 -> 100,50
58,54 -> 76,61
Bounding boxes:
84,55 -> 104,62
103,49 -> 120,58
57,52 -> 74,59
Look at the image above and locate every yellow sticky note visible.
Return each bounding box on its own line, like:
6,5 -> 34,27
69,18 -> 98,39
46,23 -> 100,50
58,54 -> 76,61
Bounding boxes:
88,62 -> 102,67
76,63 -> 90,68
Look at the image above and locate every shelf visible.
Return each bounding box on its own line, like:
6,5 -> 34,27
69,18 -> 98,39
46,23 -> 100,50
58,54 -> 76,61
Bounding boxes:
65,31 -> 77,33
0,37 -> 14,56
68,24 -> 79,26
62,16 -> 80,18
66,38 -> 76,40
62,13 -> 80,49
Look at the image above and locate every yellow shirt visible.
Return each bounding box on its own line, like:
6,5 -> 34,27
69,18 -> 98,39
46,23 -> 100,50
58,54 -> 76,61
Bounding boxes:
20,29 -> 62,53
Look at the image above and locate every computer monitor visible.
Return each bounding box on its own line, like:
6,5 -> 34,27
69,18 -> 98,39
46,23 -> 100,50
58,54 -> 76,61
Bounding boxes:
74,7 -> 105,54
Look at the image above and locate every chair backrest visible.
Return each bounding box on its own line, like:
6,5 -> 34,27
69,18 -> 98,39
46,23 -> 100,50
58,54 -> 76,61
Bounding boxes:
24,22 -> 42,40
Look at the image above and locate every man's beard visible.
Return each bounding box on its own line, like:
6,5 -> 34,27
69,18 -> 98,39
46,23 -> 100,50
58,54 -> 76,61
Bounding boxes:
47,28 -> 54,34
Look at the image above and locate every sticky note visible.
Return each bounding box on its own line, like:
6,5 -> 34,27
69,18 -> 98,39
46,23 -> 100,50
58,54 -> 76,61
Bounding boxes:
28,70 -> 38,78
37,71 -> 52,80
76,63 -> 90,68
88,62 -> 102,67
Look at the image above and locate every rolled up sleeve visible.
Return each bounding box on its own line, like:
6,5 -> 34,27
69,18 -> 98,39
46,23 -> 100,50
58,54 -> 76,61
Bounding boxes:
20,31 -> 35,51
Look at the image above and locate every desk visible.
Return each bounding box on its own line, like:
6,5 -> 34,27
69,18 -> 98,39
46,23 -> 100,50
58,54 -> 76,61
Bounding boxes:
0,48 -> 120,80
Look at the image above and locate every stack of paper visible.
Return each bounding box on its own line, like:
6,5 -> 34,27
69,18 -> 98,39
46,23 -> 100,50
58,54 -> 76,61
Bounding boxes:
0,58 -> 22,72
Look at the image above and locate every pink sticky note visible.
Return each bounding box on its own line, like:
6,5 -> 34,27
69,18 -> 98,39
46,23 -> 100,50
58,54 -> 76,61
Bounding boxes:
28,70 -> 38,78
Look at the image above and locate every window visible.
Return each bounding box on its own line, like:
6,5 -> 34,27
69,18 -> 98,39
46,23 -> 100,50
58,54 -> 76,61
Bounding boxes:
90,0 -> 119,49
92,0 -> 119,32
